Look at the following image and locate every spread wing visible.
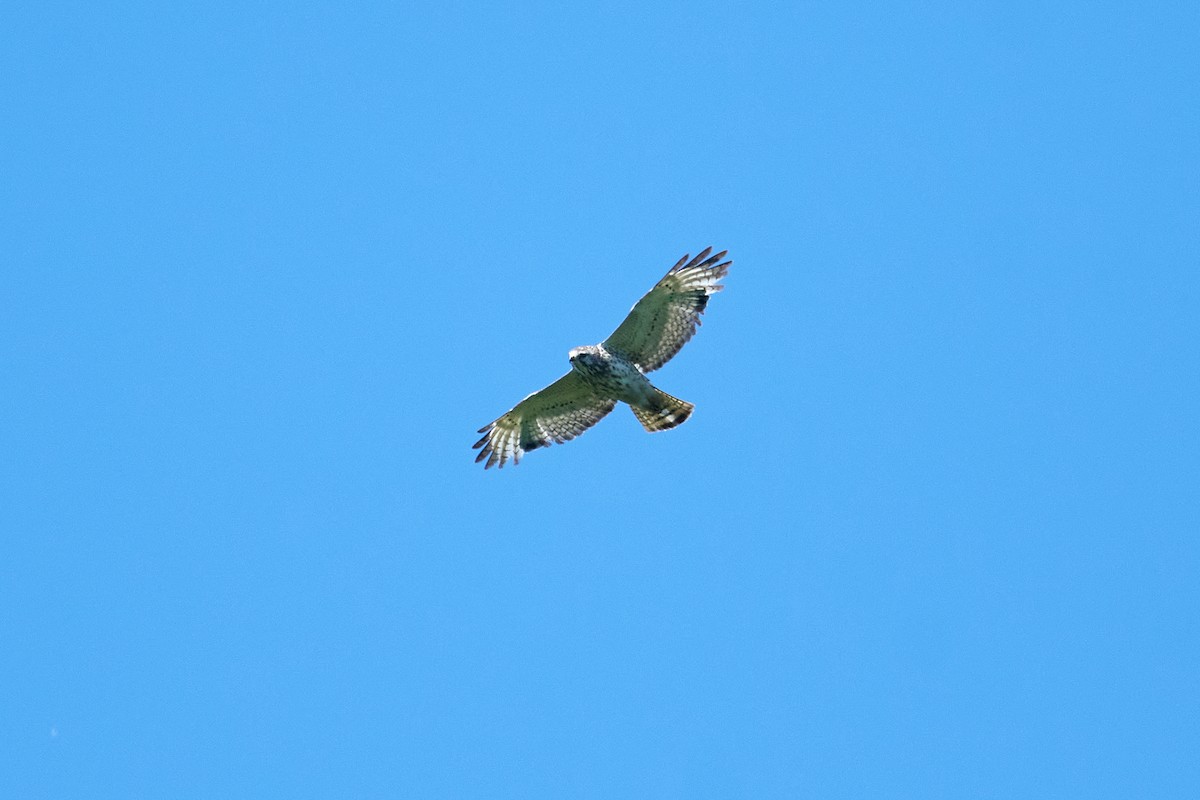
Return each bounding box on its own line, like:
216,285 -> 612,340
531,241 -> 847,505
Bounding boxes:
473,371 -> 617,469
602,247 -> 731,372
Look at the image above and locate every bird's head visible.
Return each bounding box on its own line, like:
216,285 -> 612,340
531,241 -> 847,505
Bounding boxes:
568,345 -> 597,369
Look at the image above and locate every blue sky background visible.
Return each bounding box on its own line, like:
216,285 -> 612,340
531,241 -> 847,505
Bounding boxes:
3,2 -> 1198,797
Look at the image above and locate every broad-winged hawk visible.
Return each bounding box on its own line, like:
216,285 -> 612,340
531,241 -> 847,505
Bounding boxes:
473,247 -> 731,468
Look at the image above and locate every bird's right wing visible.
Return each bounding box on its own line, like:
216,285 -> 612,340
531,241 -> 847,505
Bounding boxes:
602,247 -> 731,372
473,371 -> 616,469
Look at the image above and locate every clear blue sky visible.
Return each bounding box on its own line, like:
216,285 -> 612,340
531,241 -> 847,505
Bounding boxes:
3,2 -> 1198,797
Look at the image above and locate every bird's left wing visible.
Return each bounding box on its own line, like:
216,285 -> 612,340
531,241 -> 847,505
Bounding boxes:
603,247 -> 731,372
473,371 -> 616,469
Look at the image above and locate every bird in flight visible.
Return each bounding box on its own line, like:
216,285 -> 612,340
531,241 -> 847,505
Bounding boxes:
473,247 -> 732,468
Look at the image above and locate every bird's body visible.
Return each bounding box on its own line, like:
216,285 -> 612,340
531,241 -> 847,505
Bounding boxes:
473,247 -> 731,468
569,343 -> 694,433
568,344 -> 652,405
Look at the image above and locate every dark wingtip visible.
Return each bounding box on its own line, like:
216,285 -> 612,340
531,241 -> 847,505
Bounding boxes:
682,246 -> 714,270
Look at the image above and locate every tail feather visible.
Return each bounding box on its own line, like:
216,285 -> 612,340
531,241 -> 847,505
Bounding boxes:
631,388 -> 694,432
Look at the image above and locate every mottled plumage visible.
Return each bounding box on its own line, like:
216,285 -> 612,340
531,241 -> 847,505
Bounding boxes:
474,247 -> 731,469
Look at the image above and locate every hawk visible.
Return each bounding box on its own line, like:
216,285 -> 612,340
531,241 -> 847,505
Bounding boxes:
473,246 -> 732,468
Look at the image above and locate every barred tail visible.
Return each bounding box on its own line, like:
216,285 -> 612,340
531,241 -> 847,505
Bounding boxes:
631,388 -> 694,432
